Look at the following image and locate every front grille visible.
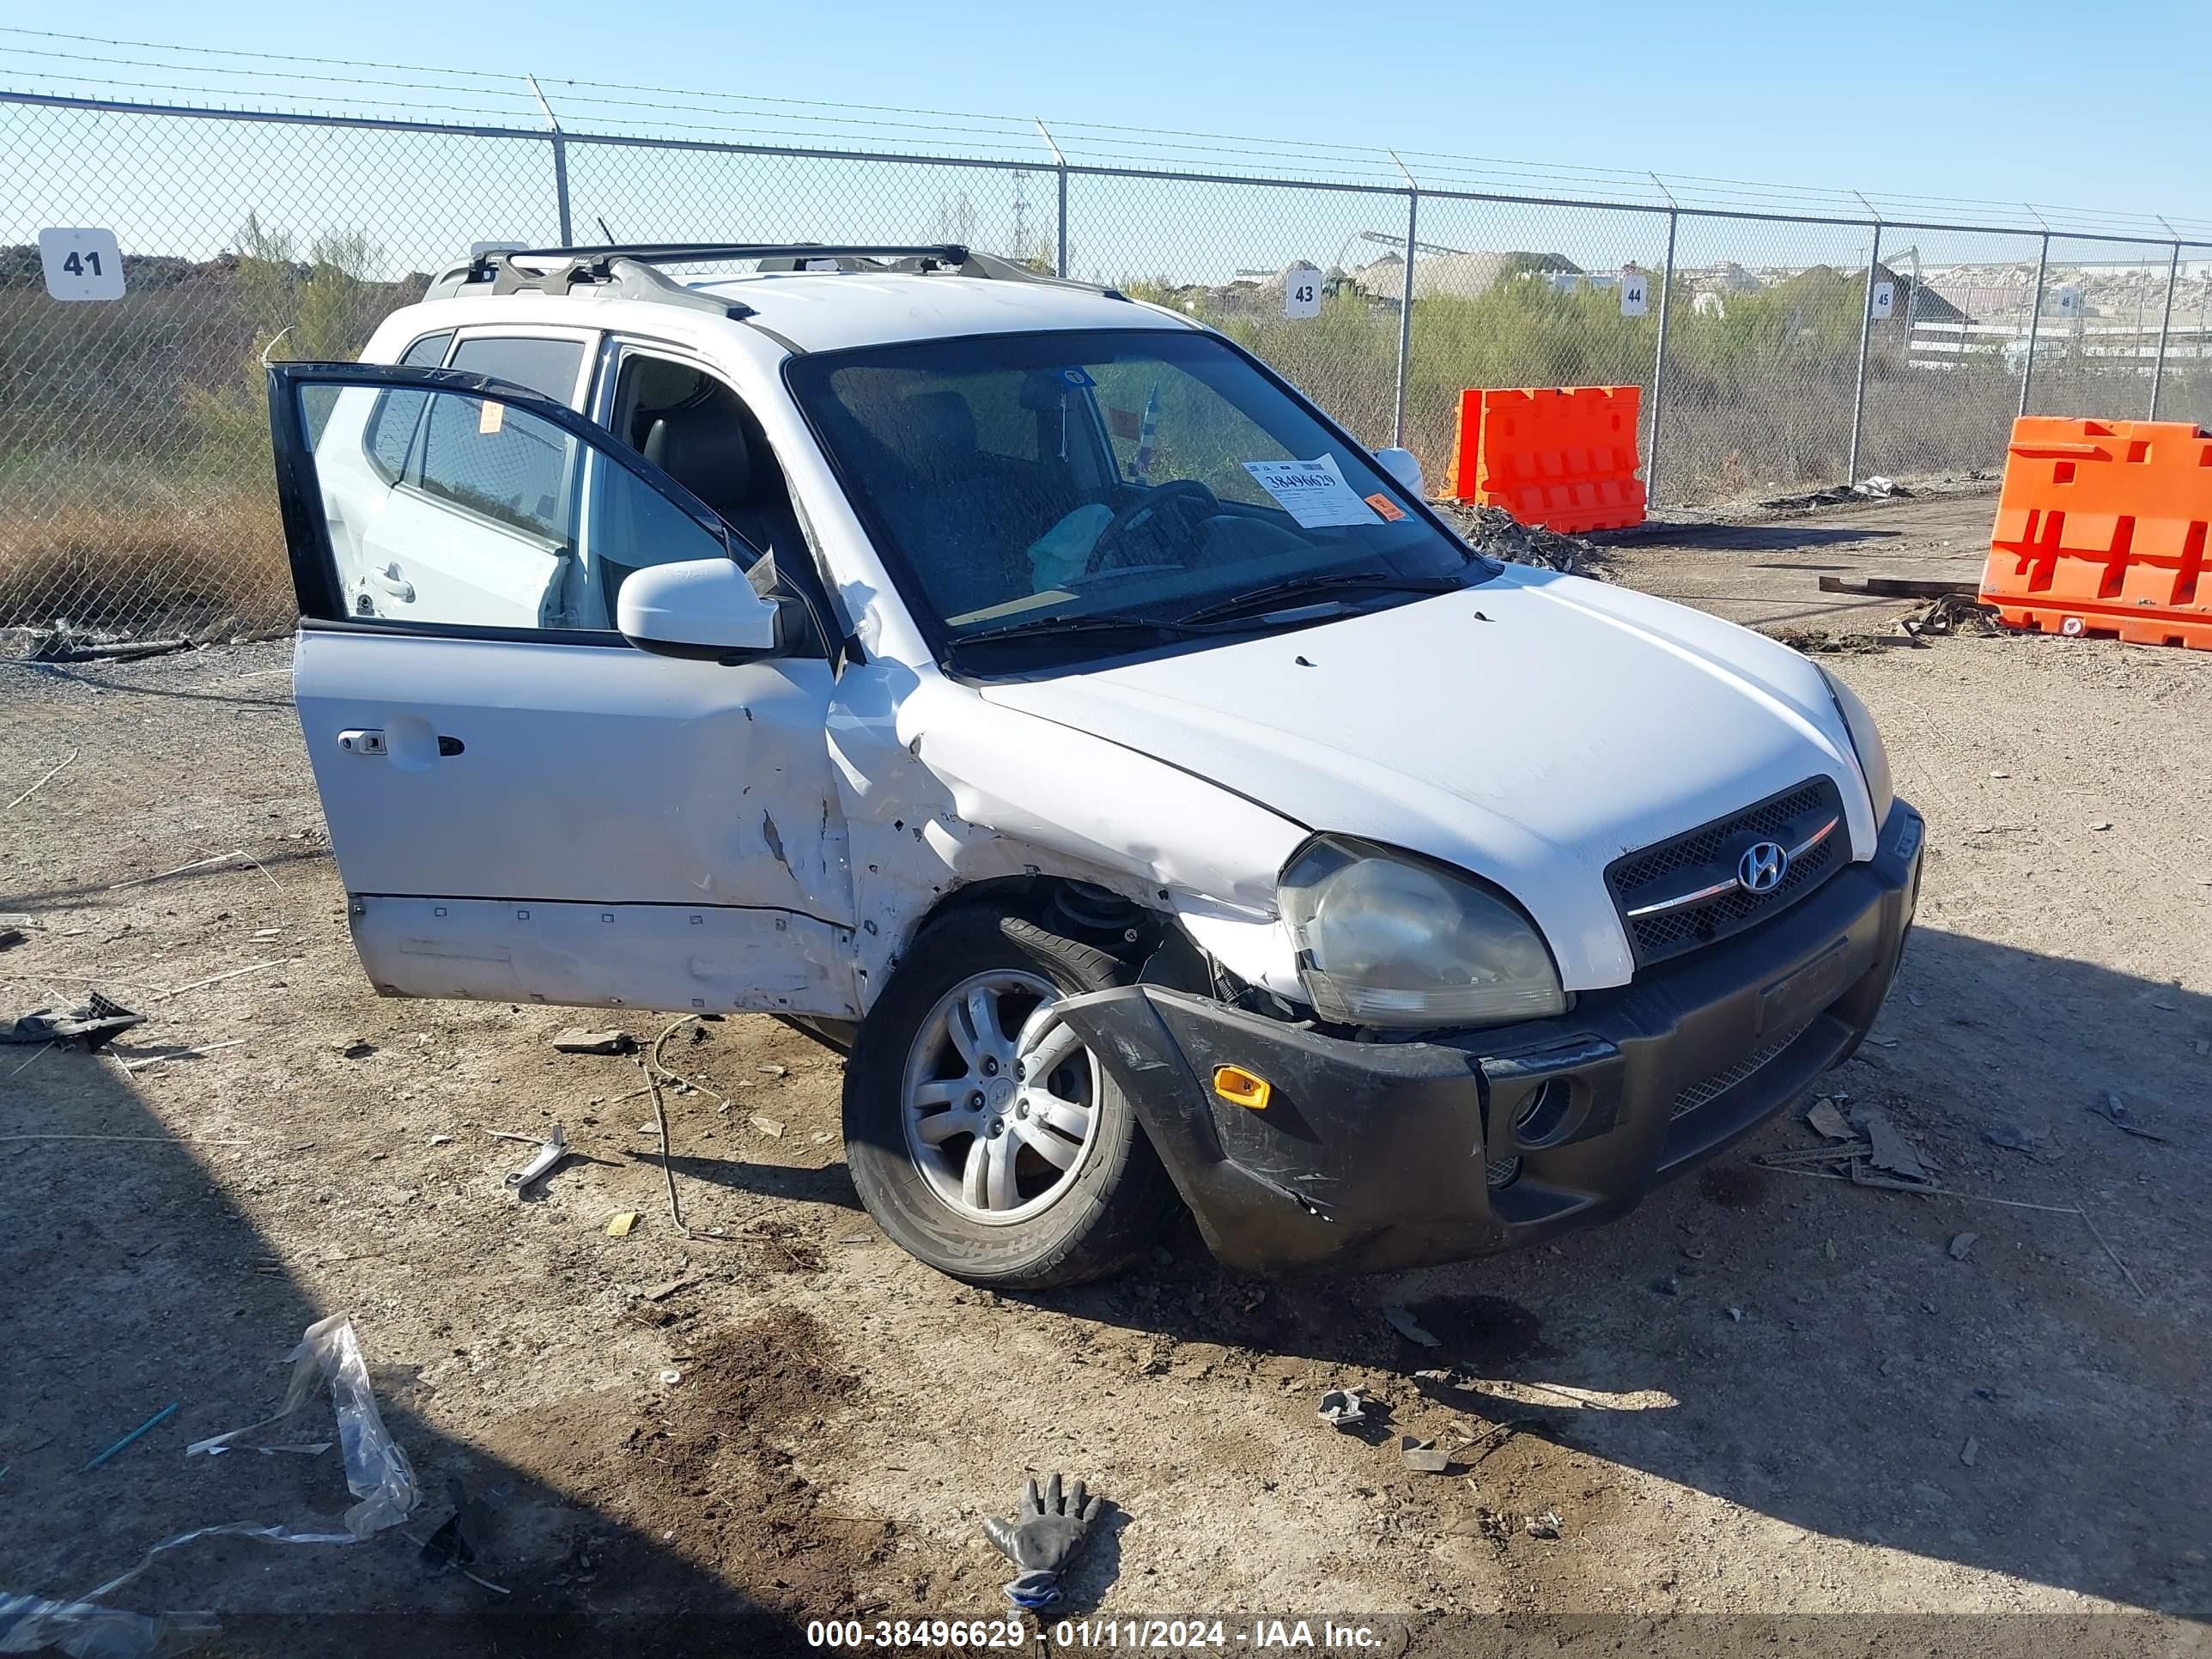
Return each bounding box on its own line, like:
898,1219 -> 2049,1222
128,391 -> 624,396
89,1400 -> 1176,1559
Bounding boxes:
1670,1015 -> 1817,1119
1606,778 -> 1846,968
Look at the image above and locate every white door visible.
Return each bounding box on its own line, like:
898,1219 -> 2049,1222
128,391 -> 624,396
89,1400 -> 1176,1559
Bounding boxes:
270,362 -> 858,1019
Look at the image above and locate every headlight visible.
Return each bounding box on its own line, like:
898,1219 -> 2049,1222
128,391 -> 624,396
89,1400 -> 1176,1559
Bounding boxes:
1818,667 -> 1895,823
1278,836 -> 1565,1029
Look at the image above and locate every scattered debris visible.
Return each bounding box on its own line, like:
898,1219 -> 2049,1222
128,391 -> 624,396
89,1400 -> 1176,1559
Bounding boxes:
1948,1232 -> 1978,1261
1726,1306 -> 1744,1322
501,1126 -> 571,1200
981,1473 -> 1104,1611
1805,1099 -> 1855,1140
338,1038 -> 375,1060
1898,592 -> 2005,641
1982,1120 -> 2045,1153
417,1477 -> 492,1577
1381,1304 -> 1442,1347
1759,477 -> 1912,512
2087,1091 -> 2168,1144
643,1273 -> 702,1303
107,851 -> 266,894
1435,501 -> 1612,579
427,1134 -> 453,1147
3,747 -> 79,814
122,1038 -> 246,1073
1960,1437 -> 1979,1468
1862,1109 -> 1933,1182
606,1212 -> 640,1238
658,1368 -> 683,1386
147,957 -> 295,1003
551,1028 -> 635,1055
1399,1436 -> 1451,1474
0,992 -> 144,1052
757,1063 -> 789,1079
1651,1276 -> 1680,1297
1526,1510 -> 1563,1539
27,628 -> 191,663
82,1403 -> 179,1472
1317,1388 -> 1369,1429
2091,821 -> 2112,833
749,1115 -> 787,1139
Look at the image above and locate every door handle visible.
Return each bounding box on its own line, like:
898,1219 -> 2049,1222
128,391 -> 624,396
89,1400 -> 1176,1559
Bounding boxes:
368,565 -> 415,603
337,728 -> 386,756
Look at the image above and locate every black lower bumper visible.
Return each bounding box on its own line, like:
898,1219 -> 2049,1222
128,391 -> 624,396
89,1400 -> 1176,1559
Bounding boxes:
1056,799 -> 1923,1273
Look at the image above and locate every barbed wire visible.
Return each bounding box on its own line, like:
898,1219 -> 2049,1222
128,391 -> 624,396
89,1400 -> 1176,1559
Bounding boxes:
3,25 -> 2208,240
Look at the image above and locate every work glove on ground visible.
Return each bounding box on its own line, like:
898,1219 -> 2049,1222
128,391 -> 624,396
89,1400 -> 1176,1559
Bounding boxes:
981,1473 -> 1103,1609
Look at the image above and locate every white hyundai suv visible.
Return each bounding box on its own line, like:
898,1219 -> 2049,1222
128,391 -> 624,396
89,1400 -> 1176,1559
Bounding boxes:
269,241 -> 1922,1288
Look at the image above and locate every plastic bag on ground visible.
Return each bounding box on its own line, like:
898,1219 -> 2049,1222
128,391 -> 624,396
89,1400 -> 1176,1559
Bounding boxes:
6,1316 -> 425,1656
0,1591 -> 215,1659
186,1312 -> 418,1537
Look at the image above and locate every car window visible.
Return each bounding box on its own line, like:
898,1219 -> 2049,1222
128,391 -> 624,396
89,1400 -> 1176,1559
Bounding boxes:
298,379 -> 733,634
447,335 -> 586,402
360,331 -> 455,485
787,329 -> 1474,647
416,389 -> 578,540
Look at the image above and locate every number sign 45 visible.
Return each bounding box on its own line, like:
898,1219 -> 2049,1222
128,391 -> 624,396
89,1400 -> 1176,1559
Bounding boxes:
39,228 -> 126,301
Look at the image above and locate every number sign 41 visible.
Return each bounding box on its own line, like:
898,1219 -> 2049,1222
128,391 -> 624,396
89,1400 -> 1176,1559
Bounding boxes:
39,228 -> 125,301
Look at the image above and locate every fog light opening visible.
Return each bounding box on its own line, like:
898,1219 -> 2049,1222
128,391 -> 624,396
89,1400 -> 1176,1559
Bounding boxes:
1485,1155 -> 1523,1190
1510,1077 -> 1573,1147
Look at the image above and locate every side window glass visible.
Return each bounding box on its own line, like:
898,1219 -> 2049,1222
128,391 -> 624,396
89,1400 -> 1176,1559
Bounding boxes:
416,390 -> 578,541
360,331 -> 453,485
296,379 -> 729,635
447,336 -> 586,402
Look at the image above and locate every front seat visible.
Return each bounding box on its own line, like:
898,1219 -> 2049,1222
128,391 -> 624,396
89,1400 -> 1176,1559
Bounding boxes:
644,403 -> 806,573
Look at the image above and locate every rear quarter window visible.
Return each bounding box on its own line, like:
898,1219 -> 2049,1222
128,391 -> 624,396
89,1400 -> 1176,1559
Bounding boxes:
361,330 -> 454,485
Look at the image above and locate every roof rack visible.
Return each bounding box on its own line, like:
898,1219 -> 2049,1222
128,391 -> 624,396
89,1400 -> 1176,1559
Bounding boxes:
421,241 -> 1126,312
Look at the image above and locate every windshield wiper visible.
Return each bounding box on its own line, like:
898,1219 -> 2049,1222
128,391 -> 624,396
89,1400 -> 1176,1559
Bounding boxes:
949,610 -> 1223,652
1176,568 -> 1465,625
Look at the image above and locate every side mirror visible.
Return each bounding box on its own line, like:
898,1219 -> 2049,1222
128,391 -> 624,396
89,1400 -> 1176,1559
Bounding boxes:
616,557 -> 781,659
1374,447 -> 1425,498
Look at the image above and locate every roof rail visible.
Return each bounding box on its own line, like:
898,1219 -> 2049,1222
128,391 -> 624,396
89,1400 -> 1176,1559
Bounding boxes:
422,240 -> 1126,308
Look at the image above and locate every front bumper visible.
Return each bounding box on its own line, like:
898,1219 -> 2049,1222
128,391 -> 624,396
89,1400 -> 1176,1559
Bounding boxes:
1056,799 -> 1923,1273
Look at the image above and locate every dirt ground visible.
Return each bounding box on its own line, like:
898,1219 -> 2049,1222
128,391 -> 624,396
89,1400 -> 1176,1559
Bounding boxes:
3,488 -> 2209,1656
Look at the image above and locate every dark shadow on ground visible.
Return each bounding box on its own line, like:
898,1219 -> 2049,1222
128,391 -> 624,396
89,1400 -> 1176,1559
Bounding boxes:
1001,926 -> 2212,1619
641,1152 -> 866,1212
1,661 -> 296,709
1598,524 -> 1904,554
0,1050 -> 850,1656
4,844 -> 333,914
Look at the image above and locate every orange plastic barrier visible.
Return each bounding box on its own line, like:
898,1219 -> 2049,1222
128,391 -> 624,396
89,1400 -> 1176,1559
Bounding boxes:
1445,385 -> 1646,534
1980,416 -> 2212,651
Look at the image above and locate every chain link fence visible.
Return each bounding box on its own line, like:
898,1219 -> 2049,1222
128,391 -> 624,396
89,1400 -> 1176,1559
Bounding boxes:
5,86 -> 2211,647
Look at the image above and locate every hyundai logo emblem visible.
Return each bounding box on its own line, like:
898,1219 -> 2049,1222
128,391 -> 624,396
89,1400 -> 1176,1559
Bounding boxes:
1737,841 -> 1789,894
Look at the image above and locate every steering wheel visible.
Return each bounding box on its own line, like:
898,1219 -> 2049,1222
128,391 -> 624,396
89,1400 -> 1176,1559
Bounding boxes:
1083,480 -> 1220,575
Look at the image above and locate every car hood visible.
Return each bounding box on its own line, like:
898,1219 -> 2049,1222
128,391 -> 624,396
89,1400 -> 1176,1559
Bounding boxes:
978,563 -> 1875,988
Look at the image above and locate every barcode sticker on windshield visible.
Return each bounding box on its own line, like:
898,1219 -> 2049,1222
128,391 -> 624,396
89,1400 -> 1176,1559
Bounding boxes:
1243,454 -> 1380,528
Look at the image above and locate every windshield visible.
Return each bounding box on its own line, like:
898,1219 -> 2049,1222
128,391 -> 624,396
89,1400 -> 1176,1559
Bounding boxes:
784,328 -> 1488,657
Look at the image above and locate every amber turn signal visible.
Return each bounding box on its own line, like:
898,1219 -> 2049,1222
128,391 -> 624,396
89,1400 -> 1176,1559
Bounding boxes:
1212,1065 -> 1272,1110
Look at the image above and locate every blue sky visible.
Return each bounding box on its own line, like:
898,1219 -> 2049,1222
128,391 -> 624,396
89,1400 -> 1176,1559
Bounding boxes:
5,0 -> 2208,227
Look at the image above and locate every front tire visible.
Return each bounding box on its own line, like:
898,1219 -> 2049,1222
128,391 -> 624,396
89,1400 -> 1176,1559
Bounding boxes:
842,906 -> 1179,1289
